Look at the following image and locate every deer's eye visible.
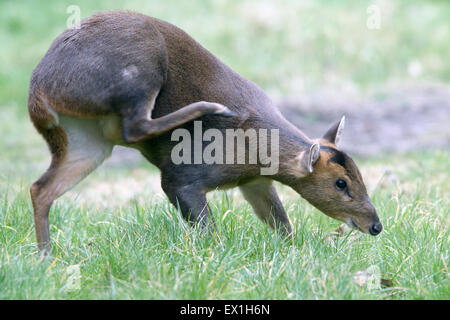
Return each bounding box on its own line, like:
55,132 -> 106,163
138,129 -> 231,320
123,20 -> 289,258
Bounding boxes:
335,179 -> 347,190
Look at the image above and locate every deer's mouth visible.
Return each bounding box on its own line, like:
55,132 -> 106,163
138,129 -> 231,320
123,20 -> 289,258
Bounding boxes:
347,218 -> 364,233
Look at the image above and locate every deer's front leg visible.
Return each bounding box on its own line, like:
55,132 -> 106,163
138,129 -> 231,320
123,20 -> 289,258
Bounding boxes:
162,179 -> 216,231
239,178 -> 292,237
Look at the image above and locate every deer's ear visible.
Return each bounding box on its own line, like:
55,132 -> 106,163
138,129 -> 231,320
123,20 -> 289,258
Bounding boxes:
323,116 -> 345,147
300,142 -> 320,173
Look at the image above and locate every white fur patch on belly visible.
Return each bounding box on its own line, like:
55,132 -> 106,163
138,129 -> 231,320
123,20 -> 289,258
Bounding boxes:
59,115 -> 114,166
99,114 -> 123,143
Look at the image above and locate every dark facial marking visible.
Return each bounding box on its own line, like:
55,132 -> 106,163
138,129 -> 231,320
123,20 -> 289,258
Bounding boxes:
321,146 -> 360,182
329,150 -> 347,169
322,146 -> 347,169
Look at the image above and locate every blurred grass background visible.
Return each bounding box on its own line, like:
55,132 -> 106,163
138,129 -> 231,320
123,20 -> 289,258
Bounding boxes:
0,0 -> 448,299
0,0 -> 448,172
1,0 -> 449,174
1,0 -> 450,111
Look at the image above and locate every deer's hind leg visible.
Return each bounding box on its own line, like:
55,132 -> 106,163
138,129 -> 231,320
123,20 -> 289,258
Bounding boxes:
30,115 -> 113,254
119,91 -> 236,144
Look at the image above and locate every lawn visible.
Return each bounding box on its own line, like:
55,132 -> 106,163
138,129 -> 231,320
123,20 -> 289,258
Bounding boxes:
0,0 -> 448,299
0,150 -> 448,299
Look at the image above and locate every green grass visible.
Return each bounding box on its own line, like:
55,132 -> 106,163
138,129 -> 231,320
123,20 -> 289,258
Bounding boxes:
0,151 -> 448,299
1,0 -> 450,119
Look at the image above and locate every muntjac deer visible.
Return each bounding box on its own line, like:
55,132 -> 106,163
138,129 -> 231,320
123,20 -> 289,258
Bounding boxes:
28,11 -> 382,253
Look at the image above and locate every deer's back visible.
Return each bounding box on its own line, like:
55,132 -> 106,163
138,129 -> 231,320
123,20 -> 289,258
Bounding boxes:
29,11 -> 169,117
30,11 -> 270,118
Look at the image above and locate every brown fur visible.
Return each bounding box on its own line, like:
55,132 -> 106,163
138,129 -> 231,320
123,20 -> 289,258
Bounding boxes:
28,11 -> 381,253
295,143 -> 379,233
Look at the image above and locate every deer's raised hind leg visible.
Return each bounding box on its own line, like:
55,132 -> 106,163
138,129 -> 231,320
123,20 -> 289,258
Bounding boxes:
119,92 -> 236,144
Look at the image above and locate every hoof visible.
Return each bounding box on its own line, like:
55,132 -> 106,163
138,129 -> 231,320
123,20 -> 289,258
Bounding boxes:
215,106 -> 238,117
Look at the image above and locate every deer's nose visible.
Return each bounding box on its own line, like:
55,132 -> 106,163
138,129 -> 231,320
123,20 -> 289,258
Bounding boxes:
369,222 -> 383,236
